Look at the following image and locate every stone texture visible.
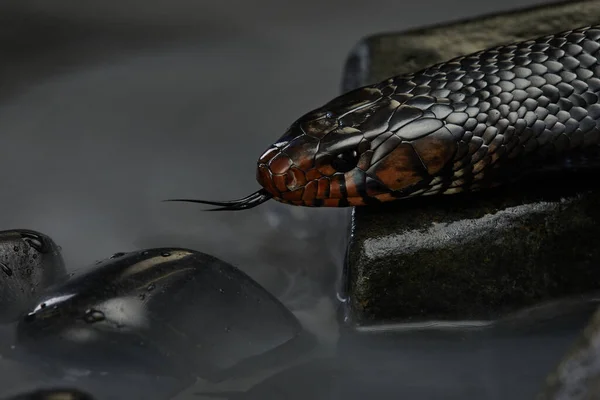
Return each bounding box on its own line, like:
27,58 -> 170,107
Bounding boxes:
334,294 -> 598,399
340,0 -> 600,326
342,0 -> 600,92
15,248 -> 312,383
0,229 -> 66,323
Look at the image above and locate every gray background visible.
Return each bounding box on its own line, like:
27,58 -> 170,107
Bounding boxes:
0,0 -> 550,311
0,1 -> 570,398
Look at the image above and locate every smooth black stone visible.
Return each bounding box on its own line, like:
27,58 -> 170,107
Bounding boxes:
339,0 -> 600,326
16,248 -> 310,382
1,388 -> 95,400
0,229 -> 66,323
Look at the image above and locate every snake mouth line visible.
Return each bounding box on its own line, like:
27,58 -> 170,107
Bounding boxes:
163,189 -> 273,211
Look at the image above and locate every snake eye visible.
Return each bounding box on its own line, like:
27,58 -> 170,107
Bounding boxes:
331,150 -> 359,172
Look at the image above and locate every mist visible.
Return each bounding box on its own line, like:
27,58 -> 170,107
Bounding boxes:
0,1 -> 566,399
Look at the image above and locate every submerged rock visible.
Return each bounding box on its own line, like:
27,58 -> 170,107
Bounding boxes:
16,248 -> 310,382
537,306 -> 600,400
193,359 -> 343,400
339,0 -> 600,326
0,229 -> 66,323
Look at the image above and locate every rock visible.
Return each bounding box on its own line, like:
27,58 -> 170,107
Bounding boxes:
339,0 -> 600,326
136,204 -> 350,314
0,229 -> 66,323
1,388 -> 95,400
15,248 -> 312,383
188,294 -> 598,400
335,295 -> 597,400
537,305 -> 600,399
341,0 -> 600,91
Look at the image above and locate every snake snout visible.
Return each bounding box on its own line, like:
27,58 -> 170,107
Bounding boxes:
256,145 -> 295,198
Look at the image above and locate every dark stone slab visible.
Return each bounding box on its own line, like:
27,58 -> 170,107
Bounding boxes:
336,295 -> 599,400
0,229 -> 66,323
340,0 -> 600,327
15,248 -> 312,384
341,0 -> 600,92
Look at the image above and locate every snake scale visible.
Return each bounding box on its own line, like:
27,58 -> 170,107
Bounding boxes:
168,24 -> 600,210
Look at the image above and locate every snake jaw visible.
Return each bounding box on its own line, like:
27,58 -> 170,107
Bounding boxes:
163,189 -> 272,211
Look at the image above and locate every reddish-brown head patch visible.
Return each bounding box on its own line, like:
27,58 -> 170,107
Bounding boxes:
410,126 -> 457,175
366,143 -> 428,191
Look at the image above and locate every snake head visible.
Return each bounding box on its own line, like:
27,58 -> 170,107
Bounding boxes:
256,83 -> 458,206
166,81 -> 459,210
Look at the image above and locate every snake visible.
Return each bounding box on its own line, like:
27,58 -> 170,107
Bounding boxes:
167,24 -> 600,210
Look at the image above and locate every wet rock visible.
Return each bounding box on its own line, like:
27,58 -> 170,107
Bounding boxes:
339,0 -> 600,326
0,229 -> 66,323
137,204 -> 350,313
193,292 -> 599,400
334,295 -> 597,400
341,0 -> 600,90
537,305 -> 600,399
1,387 -> 95,400
16,248 -> 311,382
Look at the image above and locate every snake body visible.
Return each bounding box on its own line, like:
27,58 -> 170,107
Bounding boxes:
170,25 -> 600,210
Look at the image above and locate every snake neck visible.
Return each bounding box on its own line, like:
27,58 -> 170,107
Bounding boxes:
365,25 -> 600,199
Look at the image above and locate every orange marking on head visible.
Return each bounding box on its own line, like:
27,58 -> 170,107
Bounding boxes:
272,174 -> 288,193
256,164 -> 280,196
347,197 -> 366,206
323,198 -> 341,207
410,127 -> 456,175
369,143 -> 428,191
302,180 -> 318,202
285,168 -> 307,190
317,177 -> 330,199
281,188 -> 304,201
329,175 -> 344,199
344,170 -> 361,198
305,168 -> 322,181
317,164 -> 337,176
269,153 -> 293,174
374,193 -> 397,202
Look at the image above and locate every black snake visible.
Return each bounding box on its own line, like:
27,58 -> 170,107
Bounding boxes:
168,24 -> 600,210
